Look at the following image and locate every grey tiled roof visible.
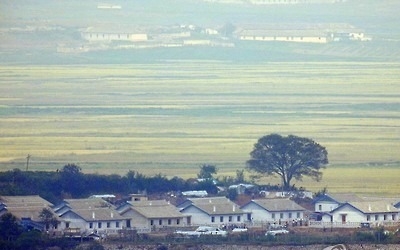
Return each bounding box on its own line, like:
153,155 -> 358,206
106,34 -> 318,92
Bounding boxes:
250,198 -> 306,212
186,197 -> 244,215
128,200 -> 184,219
346,201 -> 399,214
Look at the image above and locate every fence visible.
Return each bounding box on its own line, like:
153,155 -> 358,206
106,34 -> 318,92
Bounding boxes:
309,220 -> 400,228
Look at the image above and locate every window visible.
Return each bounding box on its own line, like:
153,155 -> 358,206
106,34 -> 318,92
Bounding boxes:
272,213 -> 275,219
98,222 -> 102,229
66,222 -> 70,228
367,215 -> 370,221
89,223 -> 93,229
237,216 -> 241,222
116,222 -> 120,228
392,214 -> 396,220
150,220 -> 154,226
107,222 -> 111,228
375,215 -> 379,221
289,213 -> 292,219
280,213 -> 284,219
177,219 -> 180,225
297,212 -> 300,218
319,205 -> 322,211
168,219 -> 171,225
211,216 -> 215,223
159,220 -> 162,225
383,214 -> 387,221
229,216 -> 232,222
220,216 -> 224,223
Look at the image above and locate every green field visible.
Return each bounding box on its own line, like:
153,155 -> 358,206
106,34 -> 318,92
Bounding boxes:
1,62 -> 399,195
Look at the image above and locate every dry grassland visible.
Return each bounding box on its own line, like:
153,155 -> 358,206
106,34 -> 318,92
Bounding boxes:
1,62 -> 399,196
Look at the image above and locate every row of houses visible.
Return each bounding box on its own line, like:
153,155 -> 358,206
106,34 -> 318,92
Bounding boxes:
1,193 -> 399,237
78,23 -> 370,46
313,193 -> 400,228
203,0 -> 347,4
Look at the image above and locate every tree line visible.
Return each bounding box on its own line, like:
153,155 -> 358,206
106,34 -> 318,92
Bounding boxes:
0,164 -> 231,204
0,133 -> 329,204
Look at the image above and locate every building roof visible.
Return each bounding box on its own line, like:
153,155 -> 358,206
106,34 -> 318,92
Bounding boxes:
0,195 -> 54,221
0,195 -> 53,207
181,197 -> 244,215
62,208 -> 124,222
57,198 -> 123,222
126,200 -> 184,219
63,198 -> 114,210
332,201 -> 399,214
313,193 -> 364,204
243,198 -> 306,212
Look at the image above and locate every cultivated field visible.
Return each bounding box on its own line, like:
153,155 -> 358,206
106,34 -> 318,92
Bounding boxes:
1,62 -> 399,195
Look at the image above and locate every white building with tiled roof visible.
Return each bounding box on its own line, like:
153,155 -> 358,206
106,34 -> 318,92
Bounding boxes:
313,193 -> 364,213
117,199 -> 189,233
177,197 -> 246,226
323,201 -> 399,227
54,198 -> 124,236
0,195 -> 55,231
240,198 -> 306,224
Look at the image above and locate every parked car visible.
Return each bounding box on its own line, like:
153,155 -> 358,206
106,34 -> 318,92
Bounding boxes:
265,227 -> 290,236
175,226 -> 228,237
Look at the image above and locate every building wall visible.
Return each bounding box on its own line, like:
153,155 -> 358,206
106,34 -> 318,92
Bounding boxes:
248,0 -> 345,4
60,212 -> 122,235
82,33 -> 148,42
331,204 -> 399,225
181,206 -> 213,225
242,203 -> 304,223
239,35 -> 328,43
314,201 -> 339,212
121,209 -> 149,230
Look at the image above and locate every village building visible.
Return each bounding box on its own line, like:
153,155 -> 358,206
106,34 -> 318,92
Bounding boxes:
117,199 -> 188,233
247,0 -> 347,4
81,27 -> 148,42
235,23 -> 369,44
240,198 -> 307,225
53,198 -> 124,237
237,29 -> 328,43
177,197 -> 246,227
313,193 -> 364,213
0,195 -> 55,232
320,201 -> 399,228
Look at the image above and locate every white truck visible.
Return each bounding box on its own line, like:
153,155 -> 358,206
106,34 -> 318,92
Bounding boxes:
175,226 -> 228,237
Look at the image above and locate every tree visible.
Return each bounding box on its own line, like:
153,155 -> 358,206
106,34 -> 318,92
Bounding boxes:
61,163 -> 81,175
59,163 -> 85,198
246,134 -> 328,190
197,164 -> 217,179
39,208 -> 58,231
0,213 -> 23,242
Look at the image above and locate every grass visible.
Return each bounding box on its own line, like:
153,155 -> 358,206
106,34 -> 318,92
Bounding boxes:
1,61 -> 400,196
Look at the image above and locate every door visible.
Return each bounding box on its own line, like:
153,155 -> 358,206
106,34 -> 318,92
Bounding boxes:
341,214 -> 347,224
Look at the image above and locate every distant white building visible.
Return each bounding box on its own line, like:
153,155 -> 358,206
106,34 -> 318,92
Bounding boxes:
81,27 -> 148,42
117,200 -> 189,233
177,197 -> 246,226
236,23 -> 369,44
320,201 -> 399,228
248,0 -> 347,4
240,198 -> 306,224
54,198 -> 124,236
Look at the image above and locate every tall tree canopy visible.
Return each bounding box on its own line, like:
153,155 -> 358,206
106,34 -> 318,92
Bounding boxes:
246,134 -> 328,190
197,164 -> 217,179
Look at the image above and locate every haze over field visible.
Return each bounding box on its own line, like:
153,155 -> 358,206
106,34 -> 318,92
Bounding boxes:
1,0 -> 400,186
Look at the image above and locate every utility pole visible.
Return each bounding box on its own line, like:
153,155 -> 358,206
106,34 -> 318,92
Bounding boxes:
26,154 -> 31,171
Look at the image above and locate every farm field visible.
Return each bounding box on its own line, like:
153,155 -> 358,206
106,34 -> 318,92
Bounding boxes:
1,61 -> 399,195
